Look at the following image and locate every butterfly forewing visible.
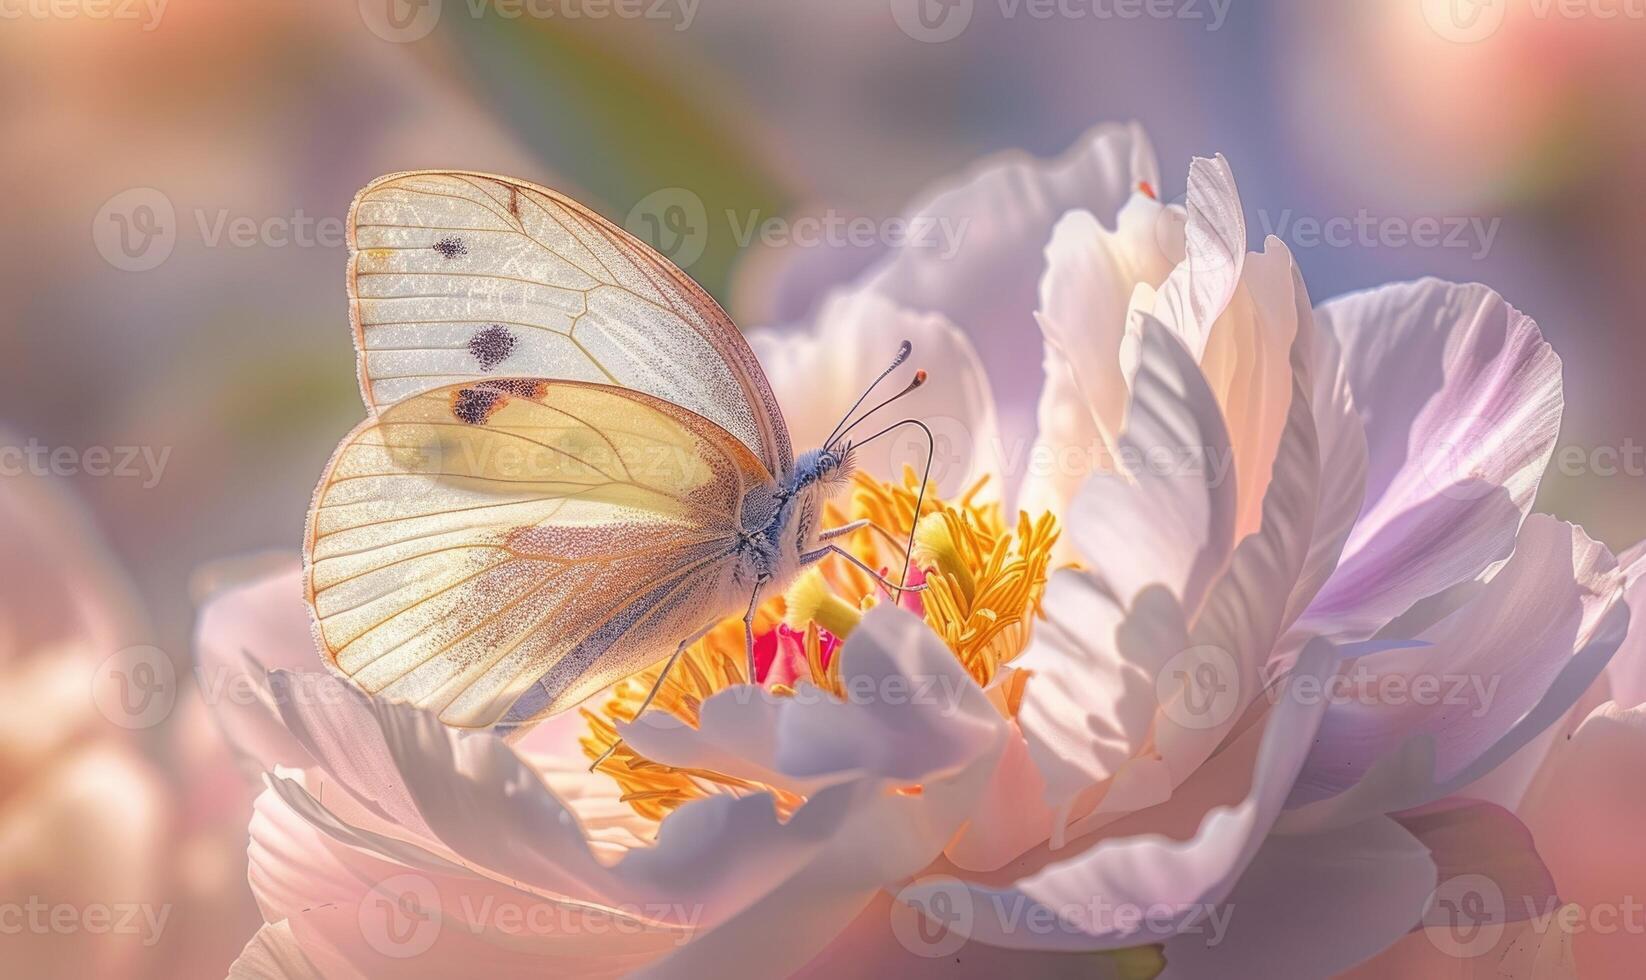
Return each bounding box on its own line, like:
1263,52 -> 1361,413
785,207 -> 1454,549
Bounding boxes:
347,171 -> 792,477
306,378 -> 773,729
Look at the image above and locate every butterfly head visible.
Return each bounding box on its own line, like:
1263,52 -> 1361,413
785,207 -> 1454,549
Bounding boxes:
793,444 -> 857,499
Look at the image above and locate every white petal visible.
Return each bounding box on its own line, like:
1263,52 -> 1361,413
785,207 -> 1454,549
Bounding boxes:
863,121 -> 1159,467
1064,315 -> 1237,615
228,921 -> 326,980
1148,154 -> 1247,361
900,641 -> 1337,952
1163,816 -> 1434,978
1302,280 -> 1563,641
1283,517 -> 1629,828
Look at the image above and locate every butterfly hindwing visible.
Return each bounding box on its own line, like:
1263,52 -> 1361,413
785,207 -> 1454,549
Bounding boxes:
347,171 -> 792,478
304,378 -> 773,728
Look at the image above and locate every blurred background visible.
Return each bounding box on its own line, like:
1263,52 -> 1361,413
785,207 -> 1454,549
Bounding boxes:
2,0 -> 1644,975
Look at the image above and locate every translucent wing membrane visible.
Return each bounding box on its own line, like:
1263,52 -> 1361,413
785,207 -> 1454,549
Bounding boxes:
305,378 -> 772,728
348,171 -> 793,477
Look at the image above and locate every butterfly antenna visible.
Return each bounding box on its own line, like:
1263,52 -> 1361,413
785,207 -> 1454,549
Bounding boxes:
824,340 -> 913,450
852,418 -> 935,601
830,369 -> 928,449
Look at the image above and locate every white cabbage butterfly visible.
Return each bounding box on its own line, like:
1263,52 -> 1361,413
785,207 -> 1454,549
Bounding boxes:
304,172 -> 929,732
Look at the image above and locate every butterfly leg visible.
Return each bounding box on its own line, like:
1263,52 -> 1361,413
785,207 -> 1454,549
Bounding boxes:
818,519 -> 909,553
588,635 -> 694,772
799,544 -> 927,596
743,578 -> 767,684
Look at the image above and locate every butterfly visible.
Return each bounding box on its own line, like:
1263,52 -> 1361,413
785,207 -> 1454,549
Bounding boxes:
304,171 -> 931,734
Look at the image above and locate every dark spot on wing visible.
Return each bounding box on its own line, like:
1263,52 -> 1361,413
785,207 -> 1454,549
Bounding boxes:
468,325 -> 517,372
433,236 -> 467,259
451,386 -> 504,425
507,185 -> 521,218
478,377 -> 548,399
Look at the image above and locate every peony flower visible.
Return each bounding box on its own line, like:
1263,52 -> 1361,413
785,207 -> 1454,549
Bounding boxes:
206,124 -> 1640,978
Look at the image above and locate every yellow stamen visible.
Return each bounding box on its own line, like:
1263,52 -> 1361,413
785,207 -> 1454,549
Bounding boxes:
580,470 -> 1060,827
784,567 -> 863,637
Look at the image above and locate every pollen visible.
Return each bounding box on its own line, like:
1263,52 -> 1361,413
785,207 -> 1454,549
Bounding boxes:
580,469 -> 1060,827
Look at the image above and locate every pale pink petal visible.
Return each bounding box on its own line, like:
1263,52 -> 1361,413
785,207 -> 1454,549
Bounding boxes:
1283,319 -> 1368,629
863,121 -> 1159,457
1601,540 -> 1646,709
228,921 -> 326,980
796,890 -> 1130,979
1163,815 -> 1434,977
1518,702 -> 1646,976
1148,154 -> 1247,361
247,786 -> 674,978
1159,297 -> 1320,778
620,606 -> 1004,799
1284,517 -> 1630,825
943,720 -> 1062,874
1191,239 -> 1309,539
1342,919 -> 1579,980
1395,798 -> 1558,925
1061,315 -> 1236,615
1013,575 -> 1183,819
1302,280 -> 1563,640
1020,193 -> 1181,527
192,560 -> 323,771
899,641 -> 1336,952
